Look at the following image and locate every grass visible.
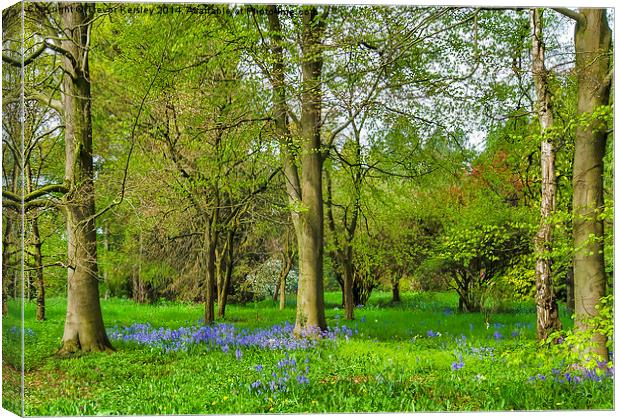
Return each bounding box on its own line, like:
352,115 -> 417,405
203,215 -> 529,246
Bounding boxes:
2,291 -> 614,415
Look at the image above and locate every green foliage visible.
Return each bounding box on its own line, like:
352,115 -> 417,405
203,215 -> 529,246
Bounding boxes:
543,295 -> 614,369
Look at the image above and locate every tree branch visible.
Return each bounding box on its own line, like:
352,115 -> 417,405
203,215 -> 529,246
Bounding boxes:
551,8 -> 585,26
2,43 -> 46,67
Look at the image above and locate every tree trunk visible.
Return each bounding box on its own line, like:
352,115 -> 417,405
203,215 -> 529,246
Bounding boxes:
58,4 -> 112,354
566,266 -> 575,314
531,8 -> 561,341
326,168 -> 355,321
102,224 -> 110,300
293,7 -> 328,335
391,280 -> 401,303
203,214 -> 217,324
342,250 -> 355,320
572,8 -> 612,360
2,220 -> 12,316
32,218 -> 45,321
277,254 -> 292,310
217,228 -> 234,319
267,6 -> 327,334
279,262 -> 288,311
273,276 -> 281,303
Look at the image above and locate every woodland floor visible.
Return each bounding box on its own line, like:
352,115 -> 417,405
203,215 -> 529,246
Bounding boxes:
2,291 -> 614,415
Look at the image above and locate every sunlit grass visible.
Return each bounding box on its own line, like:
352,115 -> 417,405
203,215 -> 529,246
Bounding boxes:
2,291 -> 613,415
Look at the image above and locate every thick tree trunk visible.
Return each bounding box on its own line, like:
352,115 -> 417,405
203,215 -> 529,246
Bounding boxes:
58,4 -> 112,354
32,218 -> 45,321
293,7 -> 328,335
267,6 -> 327,334
572,8 -> 612,360
531,9 -> 561,341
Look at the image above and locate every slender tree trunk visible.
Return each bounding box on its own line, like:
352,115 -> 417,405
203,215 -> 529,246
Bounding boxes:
325,169 -> 354,320
273,278 -> 281,303
571,8 -> 612,360
531,8 -> 561,341
102,224 -> 110,299
2,220 -> 12,316
342,250 -> 355,320
279,260 -> 288,311
217,228 -> 234,319
32,218 -> 45,320
266,7 -> 302,237
203,214 -> 217,324
274,236 -> 293,309
59,4 -> 112,354
566,266 -> 575,314
391,280 -> 401,303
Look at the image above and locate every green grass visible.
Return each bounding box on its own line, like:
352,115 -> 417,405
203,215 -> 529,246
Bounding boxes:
2,291 -> 613,415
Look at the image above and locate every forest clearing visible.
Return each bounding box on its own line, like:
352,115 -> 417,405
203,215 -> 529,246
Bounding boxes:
1,2 -> 614,415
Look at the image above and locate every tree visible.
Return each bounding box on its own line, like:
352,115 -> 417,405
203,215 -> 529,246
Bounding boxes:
553,7 -> 612,360
2,3 -> 112,349
530,8 -> 562,340
266,6 -> 329,334
55,4 -> 112,353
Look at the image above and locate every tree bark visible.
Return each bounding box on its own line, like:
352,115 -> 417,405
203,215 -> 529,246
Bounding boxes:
571,8 -> 612,360
293,7 -> 328,335
277,254 -> 292,310
273,277 -> 281,303
566,266 -> 575,314
203,213 -> 218,324
217,228 -> 234,319
325,169 -> 355,320
267,6 -> 327,334
279,261 -> 288,311
58,4 -> 112,354
391,280 -> 401,303
531,8 -> 562,341
31,218 -> 45,321
341,249 -> 355,319
2,220 -> 12,316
